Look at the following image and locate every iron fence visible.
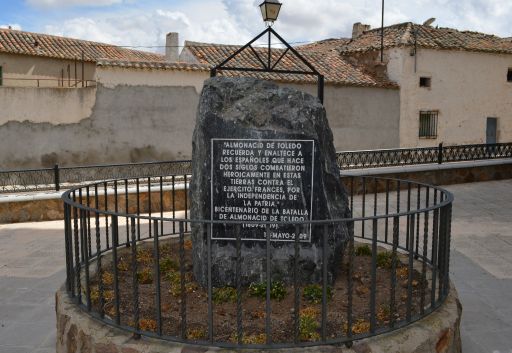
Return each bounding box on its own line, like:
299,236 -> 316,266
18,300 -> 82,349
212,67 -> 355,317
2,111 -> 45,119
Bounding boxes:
62,174 -> 453,349
2,142 -> 511,194
0,77 -> 96,88
0,160 -> 191,194
336,142 -> 512,169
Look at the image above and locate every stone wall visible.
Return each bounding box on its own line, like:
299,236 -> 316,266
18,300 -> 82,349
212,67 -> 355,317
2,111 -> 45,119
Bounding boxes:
0,189 -> 188,224
341,161 -> 512,194
55,283 -> 461,353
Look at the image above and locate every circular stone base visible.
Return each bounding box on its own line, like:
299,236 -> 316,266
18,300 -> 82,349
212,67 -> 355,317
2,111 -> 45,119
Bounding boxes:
56,284 -> 462,353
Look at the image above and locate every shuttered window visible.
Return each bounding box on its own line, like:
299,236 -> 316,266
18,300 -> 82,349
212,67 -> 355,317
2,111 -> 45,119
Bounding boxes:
419,111 -> 438,138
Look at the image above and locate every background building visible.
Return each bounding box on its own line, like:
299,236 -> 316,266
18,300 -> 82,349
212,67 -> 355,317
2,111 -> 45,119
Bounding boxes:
0,22 -> 510,169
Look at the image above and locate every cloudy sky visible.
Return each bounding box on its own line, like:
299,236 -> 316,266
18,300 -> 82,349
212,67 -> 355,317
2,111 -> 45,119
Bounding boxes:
0,0 -> 511,53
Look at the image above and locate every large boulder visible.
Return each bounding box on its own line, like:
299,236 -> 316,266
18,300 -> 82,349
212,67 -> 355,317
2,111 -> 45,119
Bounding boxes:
190,77 -> 351,287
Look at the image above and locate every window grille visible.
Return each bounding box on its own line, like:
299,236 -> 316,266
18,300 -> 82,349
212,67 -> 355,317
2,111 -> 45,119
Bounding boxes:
419,111 -> 438,138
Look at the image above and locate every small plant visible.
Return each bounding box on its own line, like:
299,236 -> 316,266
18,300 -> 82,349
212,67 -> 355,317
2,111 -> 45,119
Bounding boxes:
89,287 -> 114,305
160,257 -> 179,273
136,248 -> 153,265
184,239 -> 193,250
103,290 -> 114,303
302,284 -> 332,304
396,266 -> 408,279
139,319 -> 157,332
376,251 -> 397,269
89,286 -> 99,303
166,270 -> 197,297
299,307 -> 320,341
169,282 -> 197,297
343,319 -> 371,335
377,304 -> 391,322
187,328 -> 207,340
212,287 -> 237,304
355,244 -> 372,256
117,258 -> 129,272
101,271 -> 114,286
250,310 -> 266,319
248,281 -> 287,301
352,319 -> 371,334
137,268 -> 153,284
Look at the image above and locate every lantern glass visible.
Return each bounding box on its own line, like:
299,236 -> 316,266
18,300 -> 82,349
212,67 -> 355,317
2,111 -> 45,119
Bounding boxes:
259,0 -> 282,22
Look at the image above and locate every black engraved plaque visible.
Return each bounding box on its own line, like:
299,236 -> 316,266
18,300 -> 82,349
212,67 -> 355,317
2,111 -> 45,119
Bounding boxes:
211,138 -> 314,242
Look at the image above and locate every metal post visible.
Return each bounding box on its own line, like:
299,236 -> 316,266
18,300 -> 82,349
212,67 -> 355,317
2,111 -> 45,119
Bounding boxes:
317,75 -> 324,104
380,0 -> 385,62
81,51 -> 85,88
54,164 -> 60,191
438,142 -> 443,164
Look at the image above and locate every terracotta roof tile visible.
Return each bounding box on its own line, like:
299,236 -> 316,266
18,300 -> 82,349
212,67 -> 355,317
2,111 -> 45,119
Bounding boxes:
184,41 -> 397,88
339,22 -> 512,55
0,28 -> 165,62
96,59 -> 209,72
297,38 -> 350,54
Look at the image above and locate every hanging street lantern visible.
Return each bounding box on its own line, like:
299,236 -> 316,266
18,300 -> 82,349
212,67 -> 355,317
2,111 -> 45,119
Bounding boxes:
259,0 -> 282,23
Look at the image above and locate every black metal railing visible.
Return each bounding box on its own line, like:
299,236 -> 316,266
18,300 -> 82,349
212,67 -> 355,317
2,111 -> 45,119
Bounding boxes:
336,142 -> 512,169
62,174 -> 453,349
0,160 -> 191,194
2,142 -> 510,194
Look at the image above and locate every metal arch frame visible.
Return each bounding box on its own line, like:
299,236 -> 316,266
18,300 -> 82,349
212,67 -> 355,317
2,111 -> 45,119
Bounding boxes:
210,26 -> 325,104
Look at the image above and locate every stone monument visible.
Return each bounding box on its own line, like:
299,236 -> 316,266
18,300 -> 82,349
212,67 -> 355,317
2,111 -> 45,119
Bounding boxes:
190,77 -> 351,287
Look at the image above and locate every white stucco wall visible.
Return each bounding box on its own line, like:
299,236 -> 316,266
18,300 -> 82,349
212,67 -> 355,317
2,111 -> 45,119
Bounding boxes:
98,67 -> 400,151
0,65 -> 400,169
96,66 -> 208,93
0,53 -> 96,87
0,87 -> 96,125
386,48 -> 512,147
285,83 -> 400,150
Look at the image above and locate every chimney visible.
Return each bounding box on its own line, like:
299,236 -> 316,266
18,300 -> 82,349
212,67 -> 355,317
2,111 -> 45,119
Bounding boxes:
165,32 -> 179,62
352,22 -> 371,39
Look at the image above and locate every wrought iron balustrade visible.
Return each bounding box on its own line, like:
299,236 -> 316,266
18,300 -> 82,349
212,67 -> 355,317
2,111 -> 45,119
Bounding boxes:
336,142 -> 512,170
61,174 -> 454,348
1,142 -> 510,194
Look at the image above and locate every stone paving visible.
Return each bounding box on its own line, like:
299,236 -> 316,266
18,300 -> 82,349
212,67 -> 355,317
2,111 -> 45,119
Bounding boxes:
0,179 -> 511,353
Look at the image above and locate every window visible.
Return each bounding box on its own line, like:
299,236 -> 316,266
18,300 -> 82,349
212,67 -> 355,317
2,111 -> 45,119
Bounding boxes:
508,69 -> 512,82
419,111 -> 438,138
419,77 -> 431,87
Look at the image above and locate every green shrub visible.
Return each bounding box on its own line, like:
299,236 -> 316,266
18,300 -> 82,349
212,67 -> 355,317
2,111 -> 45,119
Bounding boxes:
249,281 -> 287,301
303,284 -> 332,304
299,307 -> 320,341
137,268 -> 153,284
376,251 -> 397,269
212,287 -> 238,304
160,257 -> 179,273
355,244 -> 372,256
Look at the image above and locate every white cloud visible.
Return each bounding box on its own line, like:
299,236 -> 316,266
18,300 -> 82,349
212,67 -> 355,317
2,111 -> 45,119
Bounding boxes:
39,0 -> 512,54
27,0 -> 122,8
43,7 -> 251,53
0,24 -> 22,30
220,0 -> 512,40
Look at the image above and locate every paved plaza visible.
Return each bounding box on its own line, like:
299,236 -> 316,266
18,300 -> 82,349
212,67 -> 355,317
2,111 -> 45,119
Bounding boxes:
0,179 -> 511,353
